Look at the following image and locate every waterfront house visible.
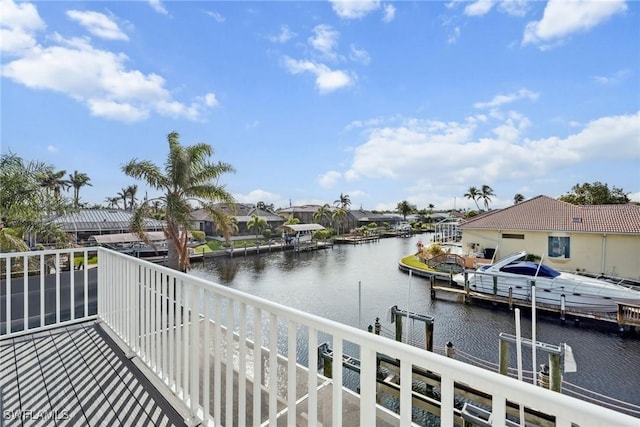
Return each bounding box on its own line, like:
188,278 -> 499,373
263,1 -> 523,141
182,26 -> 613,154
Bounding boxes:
35,209 -> 165,246
459,195 -> 640,281
191,203 -> 285,238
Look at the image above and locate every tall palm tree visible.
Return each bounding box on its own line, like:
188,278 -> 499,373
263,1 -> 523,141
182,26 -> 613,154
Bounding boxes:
215,213 -> 238,244
40,168 -> 70,199
247,213 -> 268,241
480,185 -> 495,210
284,217 -> 300,226
125,184 -> 138,210
122,131 -> 235,271
464,186 -> 481,211
69,170 -> 92,208
332,207 -> 347,234
117,188 -> 129,210
313,204 -> 332,227
396,200 -> 414,221
334,193 -> 351,210
428,203 -> 435,214
513,193 -> 525,204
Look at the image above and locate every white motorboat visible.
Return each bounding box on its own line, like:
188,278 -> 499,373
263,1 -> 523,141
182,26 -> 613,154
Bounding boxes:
453,251 -> 640,313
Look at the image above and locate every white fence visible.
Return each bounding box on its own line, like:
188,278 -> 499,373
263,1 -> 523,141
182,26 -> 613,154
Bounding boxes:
2,247 -> 639,426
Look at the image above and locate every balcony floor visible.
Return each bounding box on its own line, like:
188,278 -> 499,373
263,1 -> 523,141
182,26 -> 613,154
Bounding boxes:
0,322 -> 184,426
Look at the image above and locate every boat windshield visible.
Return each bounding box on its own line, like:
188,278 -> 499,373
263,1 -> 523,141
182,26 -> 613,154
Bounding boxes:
500,261 -> 560,278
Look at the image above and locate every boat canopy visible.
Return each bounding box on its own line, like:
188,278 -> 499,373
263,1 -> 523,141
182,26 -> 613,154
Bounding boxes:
281,224 -> 325,233
91,231 -> 167,244
500,261 -> 560,278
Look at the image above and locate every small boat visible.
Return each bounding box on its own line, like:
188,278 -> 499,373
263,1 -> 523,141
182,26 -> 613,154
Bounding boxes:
453,251 -> 640,313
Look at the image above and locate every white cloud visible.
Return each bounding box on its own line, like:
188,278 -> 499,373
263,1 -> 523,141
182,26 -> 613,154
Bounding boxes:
591,69 -> 631,85
1,32 -> 217,122
318,171 -> 342,188
523,0 -> 627,48
464,0 -> 495,17
282,57 -> 355,93
233,189 -> 282,204
47,145 -> 58,152
308,24 -> 339,58
148,0 -> 168,15
497,0 -> 529,17
382,4 -> 396,23
269,25 -> 295,43
329,0 -> 381,19
474,88 -> 539,109
349,44 -> 370,65
0,0 -> 45,55
342,111 -> 639,192
202,93 -> 219,107
447,26 -> 461,44
66,10 -> 128,41
205,10 -> 225,23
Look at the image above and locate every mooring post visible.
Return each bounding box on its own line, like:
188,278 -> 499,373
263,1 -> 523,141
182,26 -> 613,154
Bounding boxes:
560,294 -> 566,323
464,271 -> 470,304
374,317 -> 381,335
425,320 -> 434,352
430,275 -> 436,299
445,341 -> 455,358
508,287 -> 513,310
323,356 -> 332,379
368,324 -> 373,333
493,275 -> 498,296
395,311 -> 403,342
549,353 -> 562,392
499,339 -> 509,375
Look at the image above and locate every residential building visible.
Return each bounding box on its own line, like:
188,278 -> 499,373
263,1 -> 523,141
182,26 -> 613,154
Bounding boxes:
460,195 -> 640,281
191,203 -> 285,238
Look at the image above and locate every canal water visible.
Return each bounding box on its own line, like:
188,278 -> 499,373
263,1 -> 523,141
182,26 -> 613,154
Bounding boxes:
190,235 -> 640,415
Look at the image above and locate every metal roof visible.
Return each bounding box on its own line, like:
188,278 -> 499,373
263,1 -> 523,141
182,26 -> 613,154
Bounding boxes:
91,231 -> 167,244
47,209 -> 165,232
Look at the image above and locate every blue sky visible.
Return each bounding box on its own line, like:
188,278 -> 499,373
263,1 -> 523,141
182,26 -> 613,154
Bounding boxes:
2,0 -> 639,211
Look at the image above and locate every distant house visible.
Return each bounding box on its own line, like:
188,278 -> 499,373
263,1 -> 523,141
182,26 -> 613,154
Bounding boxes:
460,195 -> 640,281
278,205 -> 323,225
191,204 -> 285,238
40,209 -> 165,245
348,210 -> 402,229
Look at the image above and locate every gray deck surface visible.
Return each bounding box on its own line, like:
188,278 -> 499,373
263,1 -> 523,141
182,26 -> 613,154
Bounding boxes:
0,322 -> 184,426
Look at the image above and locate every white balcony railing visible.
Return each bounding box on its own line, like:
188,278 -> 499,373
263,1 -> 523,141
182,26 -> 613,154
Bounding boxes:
1,247 -> 638,426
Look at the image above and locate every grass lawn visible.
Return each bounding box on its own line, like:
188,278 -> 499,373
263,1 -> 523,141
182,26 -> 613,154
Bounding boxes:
400,254 -> 434,271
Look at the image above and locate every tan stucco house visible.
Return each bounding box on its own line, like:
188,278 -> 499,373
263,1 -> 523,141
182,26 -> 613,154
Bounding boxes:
460,195 -> 640,281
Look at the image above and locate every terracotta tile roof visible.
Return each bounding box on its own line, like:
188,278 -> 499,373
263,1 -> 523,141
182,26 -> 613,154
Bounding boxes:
460,195 -> 640,234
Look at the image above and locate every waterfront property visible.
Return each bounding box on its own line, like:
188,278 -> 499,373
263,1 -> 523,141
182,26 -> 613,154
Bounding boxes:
1,247 -> 638,426
191,203 -> 285,238
460,196 -> 640,282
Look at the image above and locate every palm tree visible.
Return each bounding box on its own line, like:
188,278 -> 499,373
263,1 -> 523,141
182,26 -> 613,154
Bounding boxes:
1,153 -> 68,252
464,186 -> 481,211
284,217 -> 300,226
428,203 -> 435,214
332,207 -> 347,235
125,184 -> 138,210
247,213 -> 268,242
105,196 -> 120,209
215,213 -> 238,244
40,168 -> 70,199
334,193 -> 351,210
313,204 -> 332,227
69,170 -> 92,208
396,200 -> 414,221
117,188 -> 129,211
480,185 -> 495,210
122,131 -> 235,271
513,193 -> 525,204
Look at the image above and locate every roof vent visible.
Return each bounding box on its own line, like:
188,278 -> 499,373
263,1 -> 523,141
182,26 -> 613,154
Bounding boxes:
572,217 -> 582,223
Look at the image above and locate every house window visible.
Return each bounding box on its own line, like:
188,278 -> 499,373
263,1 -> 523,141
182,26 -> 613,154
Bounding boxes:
502,233 -> 524,239
548,236 -> 570,258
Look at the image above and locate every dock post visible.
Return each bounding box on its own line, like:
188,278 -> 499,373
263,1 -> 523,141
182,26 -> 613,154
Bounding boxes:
499,339 -> 509,375
508,287 -> 513,310
425,320 -> 434,352
464,272 -> 470,304
560,294 -> 566,323
493,275 -> 498,296
395,311 -> 403,342
549,353 -> 561,392
445,341 -> 455,358
374,317 -> 381,335
538,364 -> 550,389
430,275 -> 436,299
323,356 -> 333,379
368,324 -> 373,333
